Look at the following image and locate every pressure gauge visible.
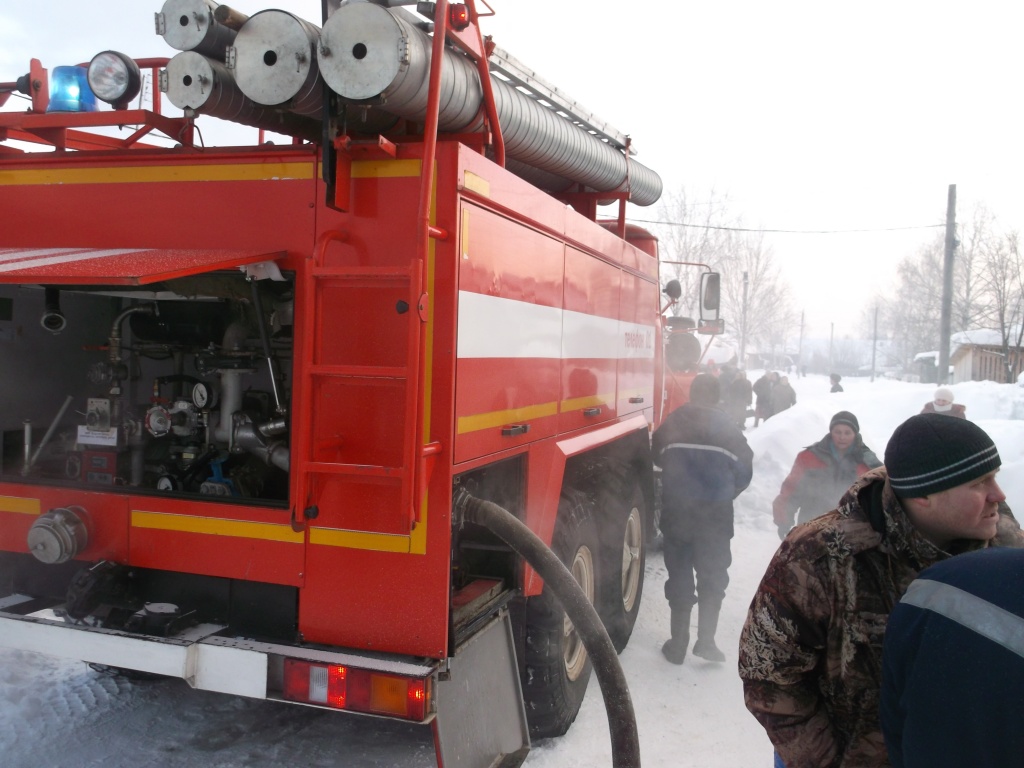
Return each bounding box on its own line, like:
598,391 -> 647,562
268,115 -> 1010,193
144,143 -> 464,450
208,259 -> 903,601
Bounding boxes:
192,381 -> 211,409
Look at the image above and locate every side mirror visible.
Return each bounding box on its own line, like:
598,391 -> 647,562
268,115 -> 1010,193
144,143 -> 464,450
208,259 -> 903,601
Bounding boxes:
698,273 -> 723,334
700,272 -> 720,312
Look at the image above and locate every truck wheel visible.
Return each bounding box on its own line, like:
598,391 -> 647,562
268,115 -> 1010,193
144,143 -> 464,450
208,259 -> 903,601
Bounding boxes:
598,469 -> 646,652
521,488 -> 599,739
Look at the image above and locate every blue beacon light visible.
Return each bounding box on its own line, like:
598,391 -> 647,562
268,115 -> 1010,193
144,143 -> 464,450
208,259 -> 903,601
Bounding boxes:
46,66 -> 98,113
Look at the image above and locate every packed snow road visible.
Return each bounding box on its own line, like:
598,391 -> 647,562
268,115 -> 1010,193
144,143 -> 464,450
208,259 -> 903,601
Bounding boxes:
3,375 -> 1022,768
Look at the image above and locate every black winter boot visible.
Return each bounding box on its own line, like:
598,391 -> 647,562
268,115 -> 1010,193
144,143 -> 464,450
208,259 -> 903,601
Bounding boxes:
661,607 -> 691,665
692,600 -> 725,662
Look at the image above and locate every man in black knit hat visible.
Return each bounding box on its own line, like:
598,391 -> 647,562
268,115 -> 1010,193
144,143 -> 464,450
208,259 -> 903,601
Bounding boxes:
738,413 -> 1024,768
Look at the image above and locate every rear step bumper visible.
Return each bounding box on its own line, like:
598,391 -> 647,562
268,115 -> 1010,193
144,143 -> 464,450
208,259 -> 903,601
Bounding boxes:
0,593 -> 531,766
0,593 -> 434,701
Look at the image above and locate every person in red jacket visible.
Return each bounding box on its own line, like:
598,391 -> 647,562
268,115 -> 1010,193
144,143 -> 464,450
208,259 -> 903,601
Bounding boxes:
772,411 -> 882,539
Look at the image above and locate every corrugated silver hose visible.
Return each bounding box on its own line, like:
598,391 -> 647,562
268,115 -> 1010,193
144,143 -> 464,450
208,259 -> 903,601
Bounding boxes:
317,2 -> 662,206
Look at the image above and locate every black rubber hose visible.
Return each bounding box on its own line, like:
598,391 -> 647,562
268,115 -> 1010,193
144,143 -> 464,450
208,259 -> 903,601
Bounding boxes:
454,488 -> 641,768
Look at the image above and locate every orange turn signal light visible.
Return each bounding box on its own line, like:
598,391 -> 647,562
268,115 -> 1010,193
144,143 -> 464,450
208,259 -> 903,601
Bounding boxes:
283,659 -> 431,721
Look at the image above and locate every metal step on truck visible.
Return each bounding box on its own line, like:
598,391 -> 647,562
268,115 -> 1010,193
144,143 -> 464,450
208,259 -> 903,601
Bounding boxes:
0,2 -> 722,765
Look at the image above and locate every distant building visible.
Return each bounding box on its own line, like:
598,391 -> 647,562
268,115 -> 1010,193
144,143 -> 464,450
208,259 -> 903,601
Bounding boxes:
949,329 -> 1024,384
913,351 -> 939,383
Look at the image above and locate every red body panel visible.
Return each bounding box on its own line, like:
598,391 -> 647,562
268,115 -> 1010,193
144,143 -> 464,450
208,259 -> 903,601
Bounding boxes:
1,484 -> 129,563
559,247 -> 619,433
0,135 -> 663,658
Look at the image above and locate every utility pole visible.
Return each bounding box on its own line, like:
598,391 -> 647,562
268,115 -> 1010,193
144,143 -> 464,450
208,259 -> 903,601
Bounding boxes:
871,304 -> 878,382
740,271 -> 749,369
938,184 -> 957,384
829,322 -> 834,371
798,311 -> 805,375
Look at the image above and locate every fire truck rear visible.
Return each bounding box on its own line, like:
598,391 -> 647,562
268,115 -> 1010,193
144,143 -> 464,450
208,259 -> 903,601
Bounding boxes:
0,1 -> 721,764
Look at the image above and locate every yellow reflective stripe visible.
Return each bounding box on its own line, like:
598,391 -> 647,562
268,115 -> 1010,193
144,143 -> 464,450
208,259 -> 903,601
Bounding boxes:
462,170 -> 490,197
456,401 -> 559,435
0,162 -> 315,186
561,393 -> 614,412
131,510 -> 304,543
351,159 -> 422,178
310,527 -> 411,554
0,495 -> 40,515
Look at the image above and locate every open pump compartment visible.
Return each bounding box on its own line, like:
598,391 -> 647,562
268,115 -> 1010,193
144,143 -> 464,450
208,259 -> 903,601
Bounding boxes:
0,247 -> 294,506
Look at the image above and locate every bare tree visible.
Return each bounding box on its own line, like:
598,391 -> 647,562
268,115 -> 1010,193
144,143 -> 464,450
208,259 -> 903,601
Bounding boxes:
882,242 -> 945,369
881,201 -> 1020,377
655,187 -> 737,315
977,229 -> 1024,382
832,337 -> 864,372
955,204 -> 997,331
723,231 -> 797,360
655,186 -> 797,364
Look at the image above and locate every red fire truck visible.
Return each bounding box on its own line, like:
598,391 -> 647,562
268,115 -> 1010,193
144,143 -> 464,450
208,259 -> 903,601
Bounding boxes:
0,1 -> 720,764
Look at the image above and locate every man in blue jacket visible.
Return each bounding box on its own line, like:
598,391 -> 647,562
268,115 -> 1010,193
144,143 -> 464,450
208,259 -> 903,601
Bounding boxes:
653,373 -> 753,664
881,546 -> 1024,767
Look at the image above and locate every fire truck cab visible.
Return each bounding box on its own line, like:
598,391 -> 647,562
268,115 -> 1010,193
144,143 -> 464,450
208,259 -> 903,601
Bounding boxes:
0,2 -> 721,765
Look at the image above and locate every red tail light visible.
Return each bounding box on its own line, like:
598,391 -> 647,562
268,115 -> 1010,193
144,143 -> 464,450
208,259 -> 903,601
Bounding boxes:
449,4 -> 470,30
283,659 -> 431,721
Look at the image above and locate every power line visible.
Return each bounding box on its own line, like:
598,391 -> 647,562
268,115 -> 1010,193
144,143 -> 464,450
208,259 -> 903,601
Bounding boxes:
627,218 -> 946,235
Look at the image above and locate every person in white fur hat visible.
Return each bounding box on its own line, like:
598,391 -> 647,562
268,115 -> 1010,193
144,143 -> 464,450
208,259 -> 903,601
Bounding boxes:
920,386 -> 966,418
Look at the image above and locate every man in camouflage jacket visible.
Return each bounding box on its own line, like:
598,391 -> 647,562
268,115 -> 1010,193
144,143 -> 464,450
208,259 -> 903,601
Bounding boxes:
738,414 -> 1024,768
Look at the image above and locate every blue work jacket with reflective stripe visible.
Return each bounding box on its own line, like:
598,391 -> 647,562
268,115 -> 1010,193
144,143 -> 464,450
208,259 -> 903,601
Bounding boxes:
881,547 -> 1024,768
652,402 -> 753,506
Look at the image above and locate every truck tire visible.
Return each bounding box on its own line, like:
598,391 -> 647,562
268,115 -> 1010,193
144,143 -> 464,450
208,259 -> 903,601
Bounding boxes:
521,488 -> 599,739
597,467 -> 646,652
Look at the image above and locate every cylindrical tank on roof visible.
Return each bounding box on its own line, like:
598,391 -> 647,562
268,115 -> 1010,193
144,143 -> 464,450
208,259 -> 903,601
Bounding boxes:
227,10 -> 324,119
162,51 -> 319,140
156,0 -> 241,61
317,2 -> 662,206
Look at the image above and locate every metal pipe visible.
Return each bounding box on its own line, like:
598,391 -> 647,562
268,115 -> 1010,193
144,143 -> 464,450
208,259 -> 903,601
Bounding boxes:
214,370 -> 242,447
234,421 -> 290,472
257,418 -> 287,437
317,2 -> 662,205
109,305 -> 155,367
21,420 -> 31,476
212,4 -> 249,31
41,287 -> 66,334
249,280 -> 283,415
29,395 -> 74,468
130,444 -> 146,487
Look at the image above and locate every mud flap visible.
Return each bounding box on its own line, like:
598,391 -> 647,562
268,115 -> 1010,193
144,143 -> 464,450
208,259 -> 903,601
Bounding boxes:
433,609 -> 530,768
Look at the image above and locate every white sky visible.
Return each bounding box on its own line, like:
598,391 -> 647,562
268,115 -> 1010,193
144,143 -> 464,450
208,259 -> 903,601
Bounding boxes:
494,1 -> 1024,337
3,1 -> 1023,336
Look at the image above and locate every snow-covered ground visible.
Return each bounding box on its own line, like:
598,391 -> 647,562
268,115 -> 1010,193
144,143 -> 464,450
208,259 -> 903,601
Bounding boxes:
2,374 -> 1022,767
